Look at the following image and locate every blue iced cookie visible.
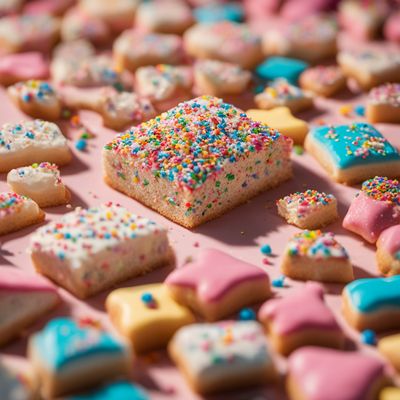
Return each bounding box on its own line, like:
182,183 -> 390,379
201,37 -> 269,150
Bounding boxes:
256,57 -> 309,84
194,3 -> 244,23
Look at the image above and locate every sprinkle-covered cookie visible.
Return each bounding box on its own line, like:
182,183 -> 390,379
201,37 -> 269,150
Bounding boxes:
169,321 -> 276,394
366,83 -> 400,124
0,120 -> 71,172
305,123 -> 400,184
29,203 -> 173,298
281,230 -> 353,283
343,176 -> 400,243
376,225 -> 400,276
299,66 -> 346,97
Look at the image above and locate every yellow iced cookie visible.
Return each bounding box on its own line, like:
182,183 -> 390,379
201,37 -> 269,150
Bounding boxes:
106,283 -> 195,354
247,107 -> 309,145
378,334 -> 400,373
380,388 -> 400,400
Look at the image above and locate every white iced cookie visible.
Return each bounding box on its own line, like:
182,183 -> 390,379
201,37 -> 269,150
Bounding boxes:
7,162 -> 70,208
0,192 -> 44,236
7,80 -> 61,121
169,321 -> 276,395
0,120 -> 71,173
53,39 -> 95,62
194,59 -> 251,96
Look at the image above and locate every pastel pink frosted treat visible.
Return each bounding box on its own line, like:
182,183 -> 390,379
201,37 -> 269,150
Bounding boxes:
244,0 -> 281,19
0,192 -> 45,236
0,267 -> 60,346
299,66 -> 346,97
281,230 -> 353,283
165,248 -> 271,321
29,203 -> 174,299
7,162 -> 70,208
281,0 -> 340,21
0,14 -> 60,54
376,225 -> 400,276
0,52 -> 49,86
343,177 -> 400,244
169,321 -> 276,395
384,11 -> 400,44
23,0 -> 75,16
113,30 -> 184,73
259,282 -> 344,355
366,83 -> 400,124
277,189 -> 338,230
183,21 -> 263,69
287,347 -> 388,400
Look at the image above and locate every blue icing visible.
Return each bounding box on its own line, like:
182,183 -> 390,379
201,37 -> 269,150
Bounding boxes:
194,3 -> 244,23
256,57 -> 309,84
68,381 -> 149,400
345,276 -> 400,313
311,122 -> 400,169
33,318 -> 125,371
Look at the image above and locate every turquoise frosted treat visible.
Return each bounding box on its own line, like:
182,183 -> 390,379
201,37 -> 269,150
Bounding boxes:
32,318 -> 125,371
310,122 -> 400,169
67,381 -> 149,400
345,276 -> 400,313
256,57 -> 309,84
194,3 -> 244,23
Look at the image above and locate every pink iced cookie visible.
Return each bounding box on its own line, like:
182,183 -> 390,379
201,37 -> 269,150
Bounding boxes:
377,225 -> 400,276
259,282 -> 344,355
343,177 -> 400,244
0,52 -> 49,86
287,347 -> 388,400
243,0 -> 282,19
281,0 -> 340,21
165,248 -> 271,321
0,267 -> 61,346
384,12 -> 400,44
24,0 -> 75,16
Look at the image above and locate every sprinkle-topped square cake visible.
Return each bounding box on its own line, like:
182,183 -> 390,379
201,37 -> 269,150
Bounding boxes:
103,96 -> 292,228
305,122 -> 400,184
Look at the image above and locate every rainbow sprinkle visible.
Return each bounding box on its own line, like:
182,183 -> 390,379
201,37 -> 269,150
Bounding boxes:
10,80 -> 57,104
0,192 -> 29,218
368,83 -> 400,107
361,176 -> 400,206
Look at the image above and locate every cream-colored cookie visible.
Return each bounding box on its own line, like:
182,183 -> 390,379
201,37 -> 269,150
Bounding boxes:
299,66 -> 346,97
366,83 -> 400,124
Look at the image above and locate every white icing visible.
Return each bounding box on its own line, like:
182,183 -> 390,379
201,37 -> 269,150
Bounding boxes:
338,51 -> 400,74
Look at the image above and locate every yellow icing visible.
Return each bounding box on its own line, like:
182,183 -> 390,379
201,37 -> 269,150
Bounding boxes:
106,283 -> 195,353
247,107 -> 309,144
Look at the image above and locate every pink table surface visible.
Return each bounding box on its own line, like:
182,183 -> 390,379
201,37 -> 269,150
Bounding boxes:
1,58 -> 400,400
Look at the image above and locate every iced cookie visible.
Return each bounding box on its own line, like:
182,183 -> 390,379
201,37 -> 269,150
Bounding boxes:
134,64 -> 193,112
29,203 -> 173,298
377,225 -> 400,276
277,190 -> 338,229
169,321 -> 276,395
28,318 -> 131,398
287,347 -> 388,400
60,6 -> 111,45
0,120 -> 71,173
7,163 -> 70,208
0,192 -> 45,236
7,81 -> 61,121
0,14 -> 60,54
259,282 -> 344,355
280,0 -> 341,21
99,90 -> 156,131
384,11 -> 400,44
53,39 -> 95,62
0,52 -> 49,86
339,0 -> 389,41
305,123 -> 400,185
106,283 -> 195,354
366,83 -> 400,124
103,96 -> 292,228
194,59 -> 251,97
299,65 -> 346,97
246,107 -> 308,145
262,15 -> 338,64
255,79 -> 314,113
194,2 -> 244,23
165,248 -> 271,321
337,50 -> 400,91
343,276 -> 400,331
114,30 -> 184,73
135,0 -> 194,35
23,0 -> 75,16
281,230 -> 353,283
380,388 -> 400,400
64,381 -> 149,400
378,334 -> 400,373
343,177 -> 400,243
0,267 -> 60,346
183,21 -> 262,69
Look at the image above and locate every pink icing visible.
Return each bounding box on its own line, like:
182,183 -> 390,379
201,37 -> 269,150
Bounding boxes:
288,347 -> 386,400
165,248 -> 269,303
258,282 -> 340,335
384,12 -> 400,44
378,225 -> 400,255
24,0 -> 75,15
0,267 -> 58,293
0,52 -> 49,80
281,0 -> 340,21
343,191 -> 400,243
